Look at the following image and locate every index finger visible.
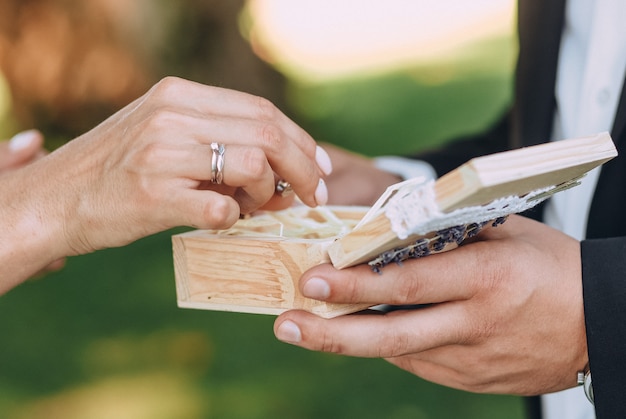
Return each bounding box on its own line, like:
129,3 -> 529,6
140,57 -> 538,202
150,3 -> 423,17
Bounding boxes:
274,304 -> 469,358
300,242 -> 490,307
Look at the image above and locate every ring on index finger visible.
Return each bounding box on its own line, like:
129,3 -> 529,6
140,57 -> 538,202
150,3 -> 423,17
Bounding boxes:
210,142 -> 225,184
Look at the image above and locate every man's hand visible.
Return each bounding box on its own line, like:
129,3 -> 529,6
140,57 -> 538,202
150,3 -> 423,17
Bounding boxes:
274,215 -> 588,396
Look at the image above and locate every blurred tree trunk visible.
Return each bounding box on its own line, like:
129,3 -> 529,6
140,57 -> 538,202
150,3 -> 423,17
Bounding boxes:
158,0 -> 288,111
0,0 -> 287,141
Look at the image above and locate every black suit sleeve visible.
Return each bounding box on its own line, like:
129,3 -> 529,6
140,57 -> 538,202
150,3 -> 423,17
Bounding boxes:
581,238 -> 626,418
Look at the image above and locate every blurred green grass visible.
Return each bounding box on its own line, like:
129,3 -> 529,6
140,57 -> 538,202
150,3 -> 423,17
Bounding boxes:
287,36 -> 514,156
0,37 -> 526,419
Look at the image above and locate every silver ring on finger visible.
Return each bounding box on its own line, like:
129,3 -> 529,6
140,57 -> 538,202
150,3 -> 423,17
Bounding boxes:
210,142 -> 225,184
275,179 -> 293,196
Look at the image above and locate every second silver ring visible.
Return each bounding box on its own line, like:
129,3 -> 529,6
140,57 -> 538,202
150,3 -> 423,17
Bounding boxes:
275,179 -> 293,196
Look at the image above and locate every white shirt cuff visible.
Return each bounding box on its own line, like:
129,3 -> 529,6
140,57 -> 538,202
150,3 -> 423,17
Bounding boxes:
373,156 -> 437,181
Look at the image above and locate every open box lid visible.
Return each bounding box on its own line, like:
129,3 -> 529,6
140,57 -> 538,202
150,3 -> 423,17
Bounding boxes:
327,131 -> 617,270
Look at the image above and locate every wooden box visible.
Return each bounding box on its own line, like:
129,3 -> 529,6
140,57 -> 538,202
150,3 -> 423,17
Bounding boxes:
173,206 -> 373,318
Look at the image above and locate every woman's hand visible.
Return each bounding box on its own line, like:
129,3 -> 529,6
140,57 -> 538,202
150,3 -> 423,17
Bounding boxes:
274,215 -> 588,396
0,77 -> 330,293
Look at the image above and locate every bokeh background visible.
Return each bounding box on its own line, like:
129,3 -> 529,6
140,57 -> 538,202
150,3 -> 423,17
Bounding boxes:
0,1 -> 526,418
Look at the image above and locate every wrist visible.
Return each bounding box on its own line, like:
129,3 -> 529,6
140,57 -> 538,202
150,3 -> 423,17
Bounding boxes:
0,167 -> 71,292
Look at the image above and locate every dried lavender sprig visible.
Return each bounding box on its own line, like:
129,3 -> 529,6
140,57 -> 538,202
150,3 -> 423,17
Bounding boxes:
368,216 -> 508,273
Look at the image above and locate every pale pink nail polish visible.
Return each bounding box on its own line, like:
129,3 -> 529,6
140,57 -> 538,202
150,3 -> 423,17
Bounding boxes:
9,130 -> 38,152
315,179 -> 328,206
315,145 -> 333,175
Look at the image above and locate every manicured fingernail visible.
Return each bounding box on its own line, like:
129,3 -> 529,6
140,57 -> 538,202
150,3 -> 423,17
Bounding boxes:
276,320 -> 301,343
9,130 -> 38,152
302,277 -> 330,300
315,179 -> 328,206
315,145 -> 333,175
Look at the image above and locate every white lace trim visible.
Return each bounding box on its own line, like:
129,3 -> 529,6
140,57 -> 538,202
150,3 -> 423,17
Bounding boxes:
384,179 -> 570,240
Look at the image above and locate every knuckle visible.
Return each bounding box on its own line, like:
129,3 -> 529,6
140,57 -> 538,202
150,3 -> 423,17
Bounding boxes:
389,270 -> 424,305
235,189 -> 271,215
319,332 -> 347,355
336,275 -> 364,303
466,241 -> 514,299
257,122 -> 284,152
461,320 -> 490,346
455,363 -> 493,393
203,198 -> 235,228
377,329 -> 411,357
457,375 -> 485,393
458,303 -> 496,346
240,147 -> 269,179
150,76 -> 184,98
142,107 -> 179,132
254,95 -> 279,120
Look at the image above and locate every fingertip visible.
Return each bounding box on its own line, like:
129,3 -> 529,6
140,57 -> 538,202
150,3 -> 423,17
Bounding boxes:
274,318 -> 302,344
9,129 -> 42,153
314,179 -> 328,206
289,179 -> 325,208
